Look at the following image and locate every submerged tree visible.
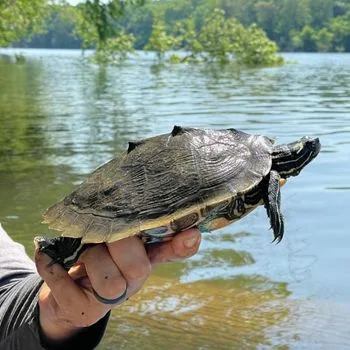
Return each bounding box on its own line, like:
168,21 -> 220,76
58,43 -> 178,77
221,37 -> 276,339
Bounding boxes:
91,32 -> 136,64
0,0 -> 143,64
239,24 -> 284,66
173,9 -> 284,66
196,11 -> 247,64
145,20 -> 180,62
71,0 -> 143,63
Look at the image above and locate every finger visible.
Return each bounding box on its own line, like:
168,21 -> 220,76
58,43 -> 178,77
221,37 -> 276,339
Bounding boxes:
67,263 -> 93,291
79,244 -> 127,301
147,229 -> 201,266
34,240 -> 89,319
68,263 -> 88,281
107,236 -> 152,295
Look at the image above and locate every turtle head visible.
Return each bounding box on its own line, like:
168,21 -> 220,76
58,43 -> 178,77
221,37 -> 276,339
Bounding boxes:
272,136 -> 321,178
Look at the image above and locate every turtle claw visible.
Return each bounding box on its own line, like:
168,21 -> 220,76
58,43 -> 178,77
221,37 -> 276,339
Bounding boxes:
270,211 -> 284,244
272,233 -> 282,244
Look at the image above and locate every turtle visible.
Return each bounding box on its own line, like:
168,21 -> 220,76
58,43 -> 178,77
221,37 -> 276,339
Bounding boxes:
37,126 -> 321,270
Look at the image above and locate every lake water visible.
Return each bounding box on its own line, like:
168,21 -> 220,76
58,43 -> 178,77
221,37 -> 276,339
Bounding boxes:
0,49 -> 349,349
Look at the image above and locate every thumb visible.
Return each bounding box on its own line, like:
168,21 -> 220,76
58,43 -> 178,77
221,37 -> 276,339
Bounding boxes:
147,229 -> 201,266
34,238 -> 89,315
34,238 -> 64,280
34,238 -> 75,288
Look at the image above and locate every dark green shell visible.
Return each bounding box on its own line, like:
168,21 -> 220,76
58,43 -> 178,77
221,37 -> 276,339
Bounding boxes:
43,127 -> 273,243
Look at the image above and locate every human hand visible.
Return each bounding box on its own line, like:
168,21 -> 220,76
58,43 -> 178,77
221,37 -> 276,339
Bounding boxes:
34,229 -> 201,344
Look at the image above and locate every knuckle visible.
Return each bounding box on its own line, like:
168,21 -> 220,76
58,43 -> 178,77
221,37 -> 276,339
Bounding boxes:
98,278 -> 127,299
125,260 -> 152,282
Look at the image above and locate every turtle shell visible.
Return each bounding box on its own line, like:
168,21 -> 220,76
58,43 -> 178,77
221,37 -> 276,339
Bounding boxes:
43,127 -> 274,243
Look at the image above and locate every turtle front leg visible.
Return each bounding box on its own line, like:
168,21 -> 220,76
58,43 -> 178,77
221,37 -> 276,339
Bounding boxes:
263,170 -> 284,243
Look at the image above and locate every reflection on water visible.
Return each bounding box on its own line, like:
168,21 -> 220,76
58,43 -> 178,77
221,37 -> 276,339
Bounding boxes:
102,275 -> 290,350
0,50 -> 350,348
270,298 -> 350,349
0,59 -> 48,171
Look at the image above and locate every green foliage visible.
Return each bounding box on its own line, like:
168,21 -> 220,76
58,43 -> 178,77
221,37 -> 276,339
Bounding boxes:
56,0 -> 140,64
176,18 -> 203,58
116,6 -> 154,48
0,0 -> 48,47
315,28 -> 334,52
70,5 -> 99,49
309,0 -> 333,27
328,13 -> 350,51
291,11 -> 350,52
7,0 -> 350,55
290,25 -> 318,52
91,32 -> 135,64
18,5 -> 82,49
197,10 -> 245,63
72,0 -> 144,47
239,24 -> 284,66
291,25 -> 334,52
253,1 -> 278,41
145,20 -> 180,61
176,9 -> 284,66
207,0 -> 350,51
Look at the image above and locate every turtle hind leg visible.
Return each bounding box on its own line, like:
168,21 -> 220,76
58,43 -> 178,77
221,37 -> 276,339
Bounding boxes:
263,170 -> 284,243
35,236 -> 85,270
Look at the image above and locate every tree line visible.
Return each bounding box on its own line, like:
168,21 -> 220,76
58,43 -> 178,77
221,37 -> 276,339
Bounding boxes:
7,0 -> 350,53
2,0 -> 350,60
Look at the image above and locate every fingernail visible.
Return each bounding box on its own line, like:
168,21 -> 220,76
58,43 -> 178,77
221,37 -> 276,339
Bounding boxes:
184,235 -> 199,249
